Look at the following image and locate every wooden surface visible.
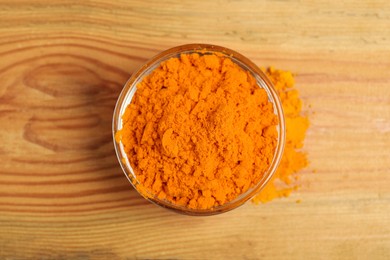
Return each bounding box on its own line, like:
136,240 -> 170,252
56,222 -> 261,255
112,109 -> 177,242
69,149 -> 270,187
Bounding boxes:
1,1 -> 390,259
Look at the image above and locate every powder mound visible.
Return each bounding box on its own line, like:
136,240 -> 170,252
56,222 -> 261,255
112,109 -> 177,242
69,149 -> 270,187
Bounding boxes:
117,53 -> 278,210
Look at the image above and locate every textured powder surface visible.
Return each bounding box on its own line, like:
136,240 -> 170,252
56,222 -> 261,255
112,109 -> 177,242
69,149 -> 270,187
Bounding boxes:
252,67 -> 309,203
117,53 -> 278,209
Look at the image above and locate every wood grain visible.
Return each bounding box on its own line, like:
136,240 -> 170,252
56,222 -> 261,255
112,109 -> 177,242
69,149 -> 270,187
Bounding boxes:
0,1 -> 390,259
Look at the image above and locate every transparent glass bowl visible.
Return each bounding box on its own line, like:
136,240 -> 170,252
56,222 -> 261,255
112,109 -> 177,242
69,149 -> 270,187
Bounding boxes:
112,44 -> 285,216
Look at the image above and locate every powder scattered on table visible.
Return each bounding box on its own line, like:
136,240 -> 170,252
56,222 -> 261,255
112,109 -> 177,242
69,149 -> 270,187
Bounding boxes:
252,67 -> 309,203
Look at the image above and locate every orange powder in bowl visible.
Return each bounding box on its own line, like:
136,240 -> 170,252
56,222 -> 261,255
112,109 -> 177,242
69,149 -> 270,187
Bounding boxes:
115,52 -> 281,210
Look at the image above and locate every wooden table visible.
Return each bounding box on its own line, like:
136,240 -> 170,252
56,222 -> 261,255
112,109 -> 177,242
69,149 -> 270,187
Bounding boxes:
1,1 -> 389,259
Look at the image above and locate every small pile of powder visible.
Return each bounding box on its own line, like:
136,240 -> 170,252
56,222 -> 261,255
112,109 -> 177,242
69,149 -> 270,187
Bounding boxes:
116,53 -> 278,209
252,67 -> 309,203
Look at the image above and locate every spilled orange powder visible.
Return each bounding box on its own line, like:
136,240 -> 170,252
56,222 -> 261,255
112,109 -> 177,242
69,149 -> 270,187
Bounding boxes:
252,67 -> 309,203
116,53 -> 278,210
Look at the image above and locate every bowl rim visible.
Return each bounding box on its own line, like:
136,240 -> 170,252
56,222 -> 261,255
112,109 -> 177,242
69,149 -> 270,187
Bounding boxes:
112,43 -> 285,216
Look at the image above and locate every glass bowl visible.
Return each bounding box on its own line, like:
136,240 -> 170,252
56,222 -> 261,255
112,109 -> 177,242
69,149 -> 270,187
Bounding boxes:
112,44 -> 285,216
